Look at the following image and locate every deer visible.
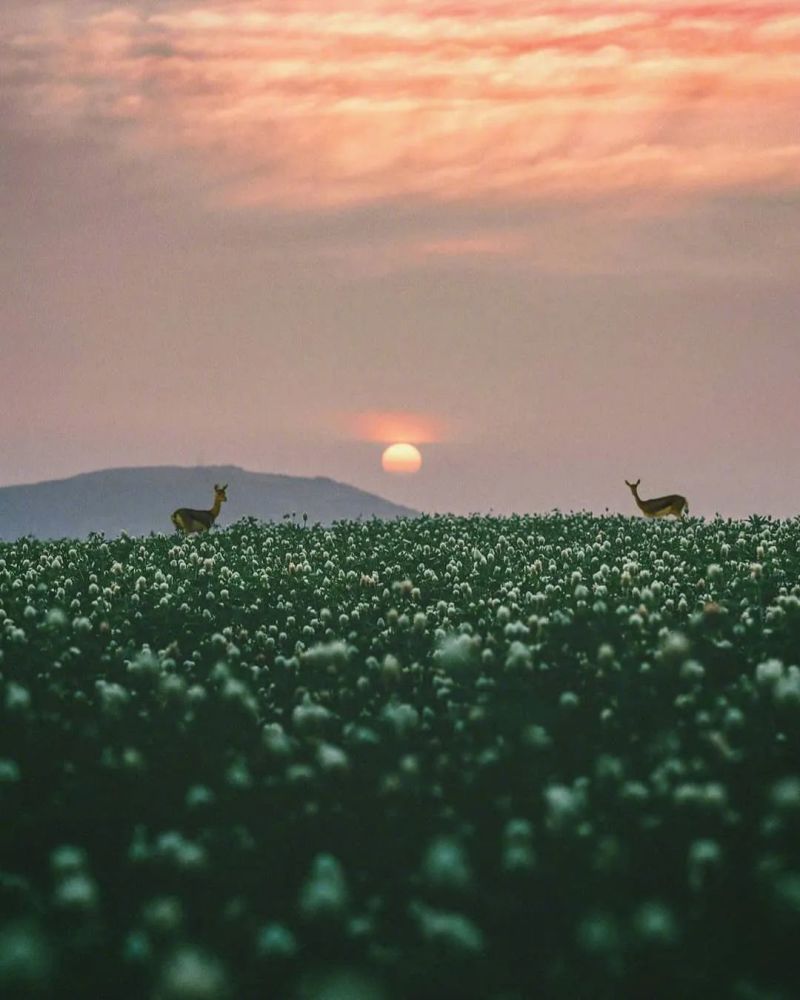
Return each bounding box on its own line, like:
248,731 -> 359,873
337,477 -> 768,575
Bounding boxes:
171,483 -> 228,534
625,479 -> 688,519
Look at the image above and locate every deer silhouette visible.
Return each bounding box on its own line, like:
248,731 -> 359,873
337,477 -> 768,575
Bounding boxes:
171,483 -> 228,534
625,479 -> 688,519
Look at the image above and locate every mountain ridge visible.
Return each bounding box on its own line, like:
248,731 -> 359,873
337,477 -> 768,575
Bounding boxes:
0,465 -> 418,541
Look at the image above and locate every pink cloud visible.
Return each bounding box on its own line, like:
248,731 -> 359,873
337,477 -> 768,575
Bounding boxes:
412,232 -> 530,256
4,1 -> 799,215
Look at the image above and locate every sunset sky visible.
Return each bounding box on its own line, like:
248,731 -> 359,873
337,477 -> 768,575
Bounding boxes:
2,1 -> 799,516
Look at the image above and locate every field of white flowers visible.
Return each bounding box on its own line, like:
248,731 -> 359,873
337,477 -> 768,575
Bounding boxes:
1,513 -> 799,999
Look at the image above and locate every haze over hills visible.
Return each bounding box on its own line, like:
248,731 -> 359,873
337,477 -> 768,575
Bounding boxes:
0,465 -> 418,541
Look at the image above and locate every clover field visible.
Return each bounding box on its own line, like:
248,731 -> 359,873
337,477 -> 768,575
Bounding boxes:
1,513 -> 799,999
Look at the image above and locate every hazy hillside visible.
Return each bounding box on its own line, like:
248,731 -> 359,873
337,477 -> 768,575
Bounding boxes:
0,465 -> 418,540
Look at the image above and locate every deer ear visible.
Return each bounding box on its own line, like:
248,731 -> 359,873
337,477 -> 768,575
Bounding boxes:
213,483 -> 220,491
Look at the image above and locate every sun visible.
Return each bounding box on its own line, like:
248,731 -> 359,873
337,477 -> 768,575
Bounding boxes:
381,442 -> 422,474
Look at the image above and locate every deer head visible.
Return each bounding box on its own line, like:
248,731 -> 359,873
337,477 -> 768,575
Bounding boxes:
214,483 -> 228,503
625,479 -> 641,492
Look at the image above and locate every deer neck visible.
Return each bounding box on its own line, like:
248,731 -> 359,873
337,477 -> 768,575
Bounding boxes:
632,488 -> 647,512
209,496 -> 222,519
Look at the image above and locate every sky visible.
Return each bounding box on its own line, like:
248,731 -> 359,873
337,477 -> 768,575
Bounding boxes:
1,0 -> 799,518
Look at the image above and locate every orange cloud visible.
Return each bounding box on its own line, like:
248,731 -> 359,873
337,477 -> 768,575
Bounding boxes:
343,411 -> 449,444
4,1 -> 800,217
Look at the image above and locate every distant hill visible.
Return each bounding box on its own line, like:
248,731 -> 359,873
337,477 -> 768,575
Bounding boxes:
0,465 -> 418,541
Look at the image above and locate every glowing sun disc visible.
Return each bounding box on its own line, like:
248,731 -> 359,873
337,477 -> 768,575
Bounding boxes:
382,443 -> 422,474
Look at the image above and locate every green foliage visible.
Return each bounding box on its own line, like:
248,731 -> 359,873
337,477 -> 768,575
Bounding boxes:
1,512 -> 799,999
